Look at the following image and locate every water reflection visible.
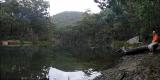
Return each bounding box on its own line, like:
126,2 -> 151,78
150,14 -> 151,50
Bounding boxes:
0,46 -> 101,80
49,67 -> 101,80
0,46 -> 54,80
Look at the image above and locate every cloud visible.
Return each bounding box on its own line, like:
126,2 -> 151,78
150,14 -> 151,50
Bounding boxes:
48,0 -> 100,15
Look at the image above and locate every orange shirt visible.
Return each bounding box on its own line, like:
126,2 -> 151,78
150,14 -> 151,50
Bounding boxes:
152,34 -> 159,42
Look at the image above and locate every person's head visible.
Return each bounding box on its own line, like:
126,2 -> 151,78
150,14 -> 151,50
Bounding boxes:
153,30 -> 156,35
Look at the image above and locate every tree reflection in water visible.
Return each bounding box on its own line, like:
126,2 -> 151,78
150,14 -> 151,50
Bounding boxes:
0,46 -> 55,80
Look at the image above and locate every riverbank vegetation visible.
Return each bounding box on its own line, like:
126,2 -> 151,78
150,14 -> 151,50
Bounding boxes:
1,0 -> 160,72
0,0 -> 54,41
1,0 -> 160,79
54,0 -> 160,68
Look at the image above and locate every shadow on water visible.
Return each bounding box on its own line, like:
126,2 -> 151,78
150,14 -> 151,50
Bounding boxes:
0,46 -> 102,80
0,46 -> 55,80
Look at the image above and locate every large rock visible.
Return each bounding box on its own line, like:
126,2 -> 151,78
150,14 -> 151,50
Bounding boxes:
127,36 -> 140,44
95,54 -> 160,80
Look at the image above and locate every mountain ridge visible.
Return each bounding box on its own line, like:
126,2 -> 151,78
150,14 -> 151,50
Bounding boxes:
52,11 -> 83,30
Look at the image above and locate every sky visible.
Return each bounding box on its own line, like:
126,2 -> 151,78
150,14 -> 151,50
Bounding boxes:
48,0 -> 101,15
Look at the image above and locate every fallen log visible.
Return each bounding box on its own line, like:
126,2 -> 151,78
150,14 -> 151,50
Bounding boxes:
124,46 -> 149,55
117,44 -> 160,55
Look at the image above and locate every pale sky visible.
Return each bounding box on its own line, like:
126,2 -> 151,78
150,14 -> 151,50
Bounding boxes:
48,0 -> 101,15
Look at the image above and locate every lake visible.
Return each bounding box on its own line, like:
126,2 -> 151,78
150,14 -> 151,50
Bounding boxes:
0,46 -> 101,80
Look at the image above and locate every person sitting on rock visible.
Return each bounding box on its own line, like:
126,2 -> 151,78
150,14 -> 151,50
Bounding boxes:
148,30 -> 159,54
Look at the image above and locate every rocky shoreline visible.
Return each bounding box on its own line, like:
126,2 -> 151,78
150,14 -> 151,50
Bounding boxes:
94,53 -> 160,80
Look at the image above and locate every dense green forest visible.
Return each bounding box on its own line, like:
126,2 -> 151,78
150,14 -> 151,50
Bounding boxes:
0,0 -> 54,41
54,0 -> 160,64
1,0 -> 160,67
1,0 -> 160,79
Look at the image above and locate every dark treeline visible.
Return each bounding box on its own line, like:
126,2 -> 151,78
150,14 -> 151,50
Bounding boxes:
1,0 -> 160,68
54,0 -> 160,65
0,0 -> 54,41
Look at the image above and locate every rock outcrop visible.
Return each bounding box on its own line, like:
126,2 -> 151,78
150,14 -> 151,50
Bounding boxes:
95,53 -> 160,80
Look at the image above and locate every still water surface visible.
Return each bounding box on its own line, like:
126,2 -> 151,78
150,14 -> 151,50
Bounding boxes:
0,46 -> 101,80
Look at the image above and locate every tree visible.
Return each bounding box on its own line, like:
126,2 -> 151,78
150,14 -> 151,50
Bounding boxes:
94,0 -> 160,36
0,0 -> 54,40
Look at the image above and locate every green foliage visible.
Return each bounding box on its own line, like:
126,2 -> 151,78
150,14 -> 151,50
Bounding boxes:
55,0 -> 160,67
95,0 -> 160,35
52,11 -> 83,31
55,12 -> 120,67
0,0 -> 55,41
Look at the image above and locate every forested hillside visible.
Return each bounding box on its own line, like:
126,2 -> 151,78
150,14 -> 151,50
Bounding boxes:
52,11 -> 83,30
1,0 -> 160,80
55,0 -> 160,64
